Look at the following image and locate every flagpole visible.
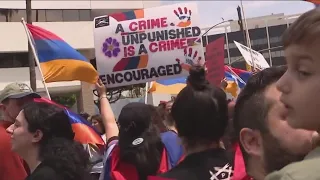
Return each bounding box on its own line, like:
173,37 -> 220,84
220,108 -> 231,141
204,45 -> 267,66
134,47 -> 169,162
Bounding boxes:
225,66 -> 246,85
144,82 -> 149,104
240,0 -> 256,71
21,18 -> 51,100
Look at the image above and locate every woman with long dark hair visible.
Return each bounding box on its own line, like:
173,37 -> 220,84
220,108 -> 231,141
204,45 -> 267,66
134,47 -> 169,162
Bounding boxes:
156,100 -> 177,133
95,79 -> 183,180
6,102 -> 91,180
89,114 -> 106,142
118,103 -> 167,178
158,65 -> 232,179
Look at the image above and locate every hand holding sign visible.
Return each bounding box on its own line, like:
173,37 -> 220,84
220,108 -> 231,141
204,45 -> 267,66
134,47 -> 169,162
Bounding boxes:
95,79 -> 107,96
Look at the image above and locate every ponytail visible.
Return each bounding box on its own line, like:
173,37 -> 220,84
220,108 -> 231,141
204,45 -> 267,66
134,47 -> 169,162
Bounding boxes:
119,125 -> 164,180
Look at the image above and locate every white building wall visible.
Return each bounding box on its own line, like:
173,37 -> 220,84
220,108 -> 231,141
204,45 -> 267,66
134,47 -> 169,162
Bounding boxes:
0,0 -> 161,53
229,13 -> 287,31
202,13 -> 300,37
0,1 -> 160,10
0,22 -> 93,52
0,67 -> 81,94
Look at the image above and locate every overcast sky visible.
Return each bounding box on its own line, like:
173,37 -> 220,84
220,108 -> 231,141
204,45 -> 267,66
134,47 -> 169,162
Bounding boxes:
161,1 -> 315,26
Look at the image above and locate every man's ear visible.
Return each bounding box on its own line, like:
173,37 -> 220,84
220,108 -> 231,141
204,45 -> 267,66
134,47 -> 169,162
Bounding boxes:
0,104 -> 4,111
239,128 -> 263,157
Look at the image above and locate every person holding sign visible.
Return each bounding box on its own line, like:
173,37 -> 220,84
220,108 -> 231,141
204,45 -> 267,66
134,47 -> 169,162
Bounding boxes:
95,80 -> 184,180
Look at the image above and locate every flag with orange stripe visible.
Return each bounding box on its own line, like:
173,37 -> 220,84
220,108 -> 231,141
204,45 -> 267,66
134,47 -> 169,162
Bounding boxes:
304,0 -> 320,7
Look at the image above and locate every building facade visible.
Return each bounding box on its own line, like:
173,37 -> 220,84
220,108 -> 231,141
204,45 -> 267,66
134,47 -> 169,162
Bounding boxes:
0,0 -> 161,114
202,13 -> 300,69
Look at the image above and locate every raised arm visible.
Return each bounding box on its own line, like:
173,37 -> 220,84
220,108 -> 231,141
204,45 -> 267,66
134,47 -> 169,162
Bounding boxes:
95,79 -> 119,143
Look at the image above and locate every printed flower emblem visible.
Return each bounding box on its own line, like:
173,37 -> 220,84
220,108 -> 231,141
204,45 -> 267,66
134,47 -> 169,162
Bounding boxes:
102,37 -> 120,58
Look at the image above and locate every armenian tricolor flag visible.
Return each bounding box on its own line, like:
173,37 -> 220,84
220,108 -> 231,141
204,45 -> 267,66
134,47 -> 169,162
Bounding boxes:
149,77 -> 187,94
26,24 -> 98,84
149,66 -> 251,95
33,97 -> 105,147
222,66 -> 252,100
304,0 -> 320,7
224,71 -> 241,98
224,66 -> 252,89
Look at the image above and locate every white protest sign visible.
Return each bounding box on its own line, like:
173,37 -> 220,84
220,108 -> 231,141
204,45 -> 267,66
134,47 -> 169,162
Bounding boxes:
234,41 -> 270,70
93,3 -> 204,88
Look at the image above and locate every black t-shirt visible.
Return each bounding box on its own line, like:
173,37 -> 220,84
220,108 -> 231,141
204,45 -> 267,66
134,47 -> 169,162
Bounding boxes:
26,162 -> 63,180
158,148 -> 234,180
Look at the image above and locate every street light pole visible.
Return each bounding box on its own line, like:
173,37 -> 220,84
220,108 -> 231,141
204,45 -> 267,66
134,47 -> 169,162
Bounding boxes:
201,20 -> 233,38
197,20 -> 232,65
26,0 -> 37,91
237,6 -> 247,46
240,0 -> 256,71
189,20 -> 232,50
192,19 -> 232,50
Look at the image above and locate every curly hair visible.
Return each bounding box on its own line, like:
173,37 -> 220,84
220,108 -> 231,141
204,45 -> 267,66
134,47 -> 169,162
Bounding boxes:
23,102 -> 91,180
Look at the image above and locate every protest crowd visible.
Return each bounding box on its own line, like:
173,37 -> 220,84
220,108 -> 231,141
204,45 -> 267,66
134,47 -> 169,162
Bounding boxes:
2,3 -> 320,180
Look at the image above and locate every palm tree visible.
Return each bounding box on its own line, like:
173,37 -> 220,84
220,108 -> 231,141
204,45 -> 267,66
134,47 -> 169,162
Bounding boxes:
0,8 -> 18,22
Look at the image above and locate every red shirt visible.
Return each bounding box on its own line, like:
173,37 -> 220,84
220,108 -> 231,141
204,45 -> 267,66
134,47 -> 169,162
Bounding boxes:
0,121 -> 27,180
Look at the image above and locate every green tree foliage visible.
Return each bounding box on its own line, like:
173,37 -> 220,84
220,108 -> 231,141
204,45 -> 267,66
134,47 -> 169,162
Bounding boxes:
52,94 -> 76,108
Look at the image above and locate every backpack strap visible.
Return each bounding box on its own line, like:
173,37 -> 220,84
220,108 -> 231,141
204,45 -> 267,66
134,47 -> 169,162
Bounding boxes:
101,133 -> 183,180
109,146 -> 139,180
160,131 -> 184,169
100,142 -> 117,180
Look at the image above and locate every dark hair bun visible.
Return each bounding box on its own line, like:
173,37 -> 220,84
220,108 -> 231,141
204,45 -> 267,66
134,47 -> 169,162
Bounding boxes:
187,65 -> 208,90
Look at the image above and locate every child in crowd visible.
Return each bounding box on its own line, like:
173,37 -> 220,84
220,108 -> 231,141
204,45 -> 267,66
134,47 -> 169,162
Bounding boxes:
266,8 -> 320,180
